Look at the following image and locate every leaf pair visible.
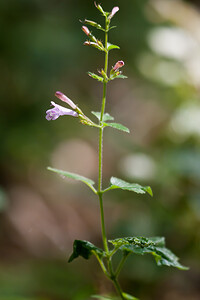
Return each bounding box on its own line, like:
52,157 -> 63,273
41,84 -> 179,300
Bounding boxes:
68,237 -> 188,271
92,111 -> 130,133
47,167 -> 152,197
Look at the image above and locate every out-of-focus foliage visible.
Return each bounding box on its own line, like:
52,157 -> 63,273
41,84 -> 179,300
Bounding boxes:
1,0 -> 200,299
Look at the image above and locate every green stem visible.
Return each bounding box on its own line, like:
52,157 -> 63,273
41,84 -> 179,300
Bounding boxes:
98,193 -> 109,253
113,278 -> 125,300
92,251 -> 110,279
115,252 -> 130,278
98,19 -> 109,255
97,17 -> 125,300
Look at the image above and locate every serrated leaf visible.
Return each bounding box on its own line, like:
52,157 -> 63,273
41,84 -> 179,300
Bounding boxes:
109,236 -> 188,270
91,111 -> 114,122
47,167 -> 97,194
107,43 -> 120,51
68,240 -> 104,263
103,177 -> 153,196
104,122 -> 130,133
109,237 -> 163,248
88,72 -> 103,82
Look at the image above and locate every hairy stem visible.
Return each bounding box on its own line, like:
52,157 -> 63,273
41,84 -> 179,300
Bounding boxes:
98,19 -> 109,255
97,17 -> 125,300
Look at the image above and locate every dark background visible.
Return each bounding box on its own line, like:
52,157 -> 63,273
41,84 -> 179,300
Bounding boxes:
1,0 -> 200,299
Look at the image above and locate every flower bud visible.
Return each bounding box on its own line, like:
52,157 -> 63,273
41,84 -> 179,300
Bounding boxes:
108,6 -> 119,20
113,60 -> 124,71
83,19 -> 103,30
84,41 -> 104,51
82,26 -> 90,36
82,26 -> 97,43
55,91 -> 77,109
94,2 -> 106,16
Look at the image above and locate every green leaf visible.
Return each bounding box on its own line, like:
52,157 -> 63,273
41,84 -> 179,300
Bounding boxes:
91,111 -> 114,122
115,74 -> 128,79
109,74 -> 128,81
103,177 -> 153,196
109,26 -> 117,31
47,167 -> 97,194
103,122 -> 130,133
88,72 -> 103,82
107,43 -> 120,51
68,240 -> 104,262
109,237 -> 188,270
122,293 -> 139,300
92,296 -> 115,300
109,237 -> 164,248
92,294 -> 139,300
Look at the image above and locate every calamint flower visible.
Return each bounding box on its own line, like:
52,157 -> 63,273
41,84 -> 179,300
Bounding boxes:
82,26 -> 90,36
46,101 -> 78,121
55,91 -> 77,109
108,6 -> 119,20
113,60 -> 124,71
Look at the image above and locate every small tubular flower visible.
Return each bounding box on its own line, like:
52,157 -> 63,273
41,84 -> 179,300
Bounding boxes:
108,6 -> 119,20
113,60 -> 124,71
46,101 -> 78,121
55,91 -> 77,109
82,26 -> 90,36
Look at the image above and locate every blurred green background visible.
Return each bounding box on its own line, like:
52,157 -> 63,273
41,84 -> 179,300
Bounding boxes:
1,0 -> 200,299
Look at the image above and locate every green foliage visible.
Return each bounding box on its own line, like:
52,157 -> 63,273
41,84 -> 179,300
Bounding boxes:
92,296 -> 117,300
107,43 -> 120,51
47,167 -> 97,194
68,240 -> 104,263
103,177 -> 153,196
92,293 -> 139,300
92,296 -> 120,300
109,74 -> 128,81
114,74 -> 128,79
91,112 -> 129,132
91,111 -> 114,122
109,237 -> 188,270
88,72 -> 104,82
122,293 -> 139,300
103,122 -> 130,133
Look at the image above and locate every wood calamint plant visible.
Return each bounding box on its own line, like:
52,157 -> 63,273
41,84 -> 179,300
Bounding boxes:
46,3 -> 188,300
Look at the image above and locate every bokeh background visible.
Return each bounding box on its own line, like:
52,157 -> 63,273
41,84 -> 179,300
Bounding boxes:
1,0 -> 200,299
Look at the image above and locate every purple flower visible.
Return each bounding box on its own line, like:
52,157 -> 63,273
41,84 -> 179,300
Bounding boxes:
108,6 -> 119,20
46,101 -> 78,121
55,91 -> 77,109
113,60 -> 124,71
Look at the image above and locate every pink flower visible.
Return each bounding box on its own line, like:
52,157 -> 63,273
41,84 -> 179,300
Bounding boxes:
46,101 -> 78,121
113,60 -> 124,71
55,91 -> 77,109
82,26 -> 90,36
108,6 -> 119,20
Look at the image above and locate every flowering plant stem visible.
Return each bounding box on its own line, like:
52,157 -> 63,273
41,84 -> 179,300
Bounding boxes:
46,4 -> 188,300
97,17 -> 125,300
